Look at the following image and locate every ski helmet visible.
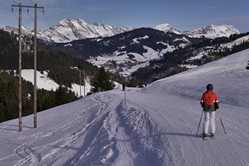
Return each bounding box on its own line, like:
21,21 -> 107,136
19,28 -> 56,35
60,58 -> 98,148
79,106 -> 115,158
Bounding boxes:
206,84 -> 213,91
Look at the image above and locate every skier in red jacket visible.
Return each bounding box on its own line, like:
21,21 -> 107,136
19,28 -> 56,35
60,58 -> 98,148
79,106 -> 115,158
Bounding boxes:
200,84 -> 219,139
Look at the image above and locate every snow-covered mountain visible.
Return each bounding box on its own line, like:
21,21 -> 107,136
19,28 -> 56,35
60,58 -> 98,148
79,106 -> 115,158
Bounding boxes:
183,24 -> 240,38
0,49 -> 248,166
5,19 -> 240,43
154,23 -> 181,34
53,28 -> 192,77
53,26 -> 249,78
38,18 -> 133,43
155,24 -> 240,39
4,20 -> 245,80
42,20 -> 239,43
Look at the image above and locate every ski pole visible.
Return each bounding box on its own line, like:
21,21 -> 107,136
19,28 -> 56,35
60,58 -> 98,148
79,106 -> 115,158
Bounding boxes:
124,88 -> 127,107
220,117 -> 227,134
196,110 -> 204,135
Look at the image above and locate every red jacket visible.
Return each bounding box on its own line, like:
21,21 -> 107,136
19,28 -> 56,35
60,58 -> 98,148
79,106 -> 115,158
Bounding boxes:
201,90 -> 219,111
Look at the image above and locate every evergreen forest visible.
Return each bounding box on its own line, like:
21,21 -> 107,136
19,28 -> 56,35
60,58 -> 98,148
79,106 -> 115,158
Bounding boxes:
0,30 -> 100,123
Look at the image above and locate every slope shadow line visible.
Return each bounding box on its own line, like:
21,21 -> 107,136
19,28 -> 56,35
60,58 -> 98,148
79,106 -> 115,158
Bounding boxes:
0,125 -> 33,132
115,132 -> 202,142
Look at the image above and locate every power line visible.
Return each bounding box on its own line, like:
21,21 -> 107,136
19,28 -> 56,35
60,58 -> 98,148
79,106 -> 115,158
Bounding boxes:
13,0 -> 18,4
12,3 -> 43,31
1,1 -> 49,31
28,2 -> 52,30
0,2 -> 18,19
42,13 -> 52,28
26,11 -> 42,32
12,3 -> 45,131
36,7 -> 51,28
26,9 -> 42,31
0,1 -> 10,11
27,8 -> 34,22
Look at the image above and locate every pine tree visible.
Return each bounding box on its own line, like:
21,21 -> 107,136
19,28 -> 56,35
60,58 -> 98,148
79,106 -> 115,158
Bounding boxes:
91,67 -> 115,93
55,86 -> 69,105
246,60 -> 249,70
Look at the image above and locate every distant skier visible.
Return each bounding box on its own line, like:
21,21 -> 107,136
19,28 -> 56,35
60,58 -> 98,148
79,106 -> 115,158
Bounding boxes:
122,82 -> 126,91
200,84 -> 219,139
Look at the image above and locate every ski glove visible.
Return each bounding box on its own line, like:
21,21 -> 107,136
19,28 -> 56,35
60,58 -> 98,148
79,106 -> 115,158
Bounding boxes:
214,102 -> 219,110
200,101 -> 205,108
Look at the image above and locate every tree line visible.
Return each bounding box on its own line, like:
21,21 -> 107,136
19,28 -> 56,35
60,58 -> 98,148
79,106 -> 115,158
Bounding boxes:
0,30 -> 98,87
0,71 -> 78,123
0,30 -> 116,123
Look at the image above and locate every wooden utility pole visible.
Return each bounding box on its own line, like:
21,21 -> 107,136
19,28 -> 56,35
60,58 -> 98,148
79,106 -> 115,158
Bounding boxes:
33,3 -> 38,128
79,70 -> 82,97
12,3 -> 44,130
18,2 -> 22,132
83,70 -> 86,97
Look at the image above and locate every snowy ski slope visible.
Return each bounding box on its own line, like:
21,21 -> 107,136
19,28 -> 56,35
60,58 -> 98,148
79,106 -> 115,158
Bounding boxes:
0,49 -> 249,166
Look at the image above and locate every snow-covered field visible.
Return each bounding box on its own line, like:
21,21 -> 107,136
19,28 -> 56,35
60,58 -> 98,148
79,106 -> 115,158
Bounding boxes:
21,69 -> 91,97
87,43 -> 176,77
0,49 -> 249,166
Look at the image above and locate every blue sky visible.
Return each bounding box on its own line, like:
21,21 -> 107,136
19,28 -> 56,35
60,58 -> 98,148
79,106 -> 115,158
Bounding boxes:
1,0 -> 249,32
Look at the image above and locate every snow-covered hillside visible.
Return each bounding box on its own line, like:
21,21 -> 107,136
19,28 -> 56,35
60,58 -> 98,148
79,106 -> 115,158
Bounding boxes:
0,49 -> 248,165
21,69 -> 91,97
55,28 -> 191,77
87,43 -> 176,77
220,34 -> 249,49
185,33 -> 249,69
49,22 -> 243,78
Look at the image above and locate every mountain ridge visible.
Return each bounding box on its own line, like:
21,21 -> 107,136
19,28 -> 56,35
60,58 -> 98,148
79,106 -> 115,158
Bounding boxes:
44,19 -> 240,42
4,18 -> 240,43
52,27 -> 195,77
38,18 -> 133,43
52,26 -> 249,79
154,23 -> 240,39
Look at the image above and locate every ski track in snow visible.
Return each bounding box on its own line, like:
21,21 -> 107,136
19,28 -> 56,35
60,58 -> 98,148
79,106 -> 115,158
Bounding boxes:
0,89 -> 248,166
0,94 -> 114,166
1,50 -> 249,165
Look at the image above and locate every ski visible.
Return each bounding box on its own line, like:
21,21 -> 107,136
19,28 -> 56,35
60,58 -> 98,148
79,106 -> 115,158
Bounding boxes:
210,133 -> 215,139
202,133 -> 208,140
201,133 -> 215,140
203,137 -> 208,140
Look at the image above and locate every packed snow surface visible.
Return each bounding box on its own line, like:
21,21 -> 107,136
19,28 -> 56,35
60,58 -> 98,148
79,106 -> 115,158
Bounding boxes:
0,49 -> 249,165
